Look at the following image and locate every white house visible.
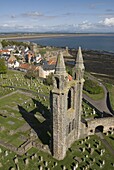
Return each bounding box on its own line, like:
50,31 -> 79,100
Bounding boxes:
39,63 -> 55,78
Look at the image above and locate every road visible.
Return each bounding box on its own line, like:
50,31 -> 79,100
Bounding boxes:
83,74 -> 113,116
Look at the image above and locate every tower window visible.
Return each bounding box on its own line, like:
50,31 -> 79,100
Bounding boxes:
67,88 -> 74,110
67,89 -> 71,109
74,73 -> 76,80
55,77 -> 59,89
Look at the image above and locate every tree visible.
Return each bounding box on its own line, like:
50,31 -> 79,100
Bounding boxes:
66,65 -> 73,76
0,58 -> 7,74
44,73 -> 53,86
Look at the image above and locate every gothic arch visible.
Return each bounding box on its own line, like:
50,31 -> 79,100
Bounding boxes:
67,89 -> 71,109
67,87 -> 74,110
74,73 -> 76,80
55,77 -> 59,89
95,125 -> 104,133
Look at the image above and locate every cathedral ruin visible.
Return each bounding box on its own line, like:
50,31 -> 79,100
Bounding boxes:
50,47 -> 84,160
50,47 -> 114,160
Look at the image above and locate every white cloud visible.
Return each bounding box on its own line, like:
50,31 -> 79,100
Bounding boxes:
0,17 -> 114,32
22,11 -> 43,17
104,17 -> 114,26
78,21 -> 93,30
99,17 -> 114,26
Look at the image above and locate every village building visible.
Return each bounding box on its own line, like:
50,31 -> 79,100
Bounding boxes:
7,52 -> 19,68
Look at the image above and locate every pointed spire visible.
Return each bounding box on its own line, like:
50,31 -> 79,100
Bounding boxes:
55,52 -> 66,74
76,47 -> 85,69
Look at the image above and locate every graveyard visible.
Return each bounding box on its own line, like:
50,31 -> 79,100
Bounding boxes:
0,69 -> 114,169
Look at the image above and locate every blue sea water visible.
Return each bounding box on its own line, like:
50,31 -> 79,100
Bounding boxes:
24,35 -> 114,52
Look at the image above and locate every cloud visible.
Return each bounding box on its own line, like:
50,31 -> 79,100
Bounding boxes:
11,15 -> 16,19
21,11 -> 57,19
62,12 -> 75,16
22,11 -> 44,17
106,9 -> 114,12
99,17 -> 114,26
89,2 -> 106,9
0,17 -> 114,33
78,21 -> 93,30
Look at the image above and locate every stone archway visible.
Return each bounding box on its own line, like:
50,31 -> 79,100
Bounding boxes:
95,125 -> 104,133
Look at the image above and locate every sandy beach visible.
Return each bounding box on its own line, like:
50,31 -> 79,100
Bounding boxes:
1,33 -> 114,40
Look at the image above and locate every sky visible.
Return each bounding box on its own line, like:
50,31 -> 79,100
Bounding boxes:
0,0 -> 114,33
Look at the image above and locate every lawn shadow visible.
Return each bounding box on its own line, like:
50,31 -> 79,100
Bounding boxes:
18,98 -> 51,146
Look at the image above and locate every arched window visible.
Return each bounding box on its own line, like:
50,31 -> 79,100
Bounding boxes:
67,88 -> 74,110
55,77 -> 59,89
74,73 -> 76,80
67,89 -> 71,109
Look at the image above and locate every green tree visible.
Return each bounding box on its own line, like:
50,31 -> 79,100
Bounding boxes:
66,65 -> 72,76
44,73 -> 53,86
0,58 -> 7,74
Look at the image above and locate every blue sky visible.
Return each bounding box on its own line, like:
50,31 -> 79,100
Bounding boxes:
0,0 -> 114,32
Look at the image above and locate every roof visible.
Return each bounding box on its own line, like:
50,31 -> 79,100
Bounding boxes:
55,52 -> 66,74
48,59 -> 56,65
0,49 -> 10,53
76,47 -> 85,70
19,63 -> 39,71
8,55 -> 17,62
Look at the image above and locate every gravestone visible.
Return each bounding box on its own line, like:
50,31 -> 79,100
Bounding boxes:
14,157 -> 18,164
0,148 -> 2,153
24,158 -> 29,165
5,150 -> 8,156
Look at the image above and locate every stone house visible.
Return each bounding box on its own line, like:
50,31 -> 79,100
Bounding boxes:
39,63 -> 55,78
7,53 -> 19,68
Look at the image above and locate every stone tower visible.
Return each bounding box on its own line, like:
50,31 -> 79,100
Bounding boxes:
50,47 -> 85,160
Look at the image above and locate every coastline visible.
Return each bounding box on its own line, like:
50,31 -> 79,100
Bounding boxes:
1,33 -> 114,40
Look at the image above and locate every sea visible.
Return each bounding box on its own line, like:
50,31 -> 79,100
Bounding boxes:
21,35 -> 114,53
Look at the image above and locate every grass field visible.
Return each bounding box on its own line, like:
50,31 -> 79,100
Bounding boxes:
0,135 -> 114,170
0,89 -> 50,148
0,70 -> 114,169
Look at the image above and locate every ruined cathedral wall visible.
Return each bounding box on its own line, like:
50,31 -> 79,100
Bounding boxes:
66,130 -> 75,149
79,122 -> 88,139
79,117 -> 114,139
65,110 -> 77,149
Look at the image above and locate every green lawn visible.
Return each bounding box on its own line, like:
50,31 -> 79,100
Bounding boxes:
0,69 -> 114,169
0,89 -> 50,150
0,135 -> 114,170
83,90 -> 104,100
105,83 -> 114,110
